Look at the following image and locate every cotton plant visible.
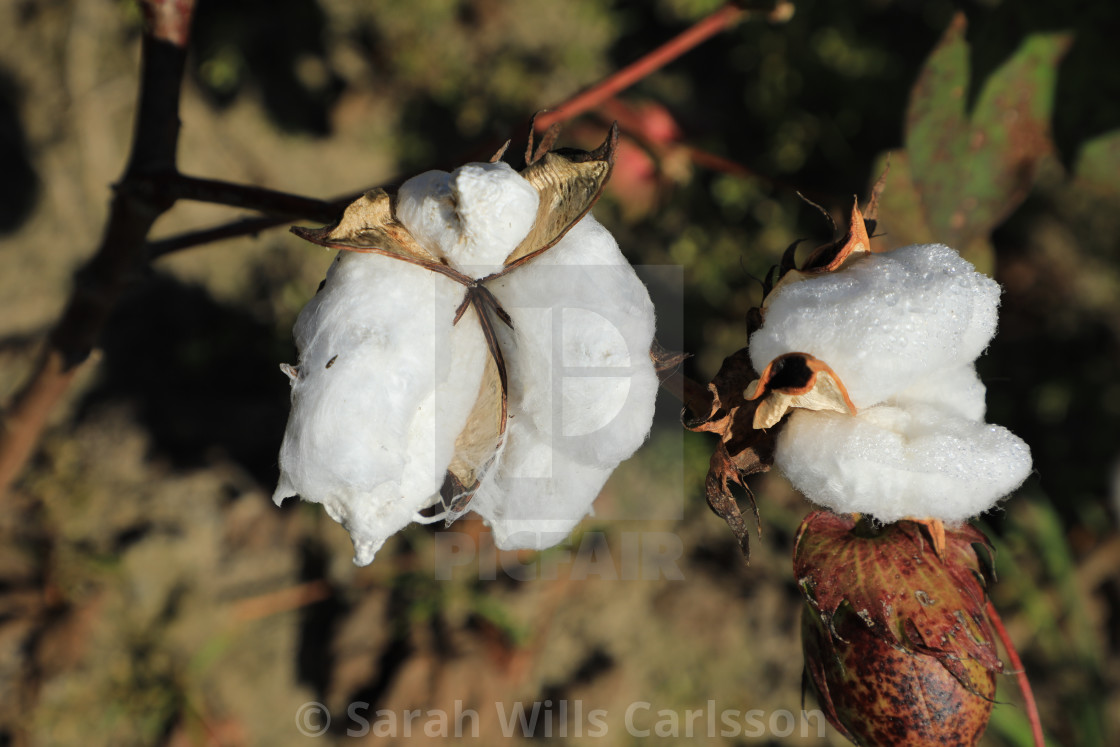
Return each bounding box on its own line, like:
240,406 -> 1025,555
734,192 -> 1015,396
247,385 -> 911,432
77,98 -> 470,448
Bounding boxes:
685,202 -> 1034,747
273,128 -> 659,565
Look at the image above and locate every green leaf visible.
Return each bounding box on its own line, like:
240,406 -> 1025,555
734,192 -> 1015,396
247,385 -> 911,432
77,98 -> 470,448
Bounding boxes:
1073,128 -> 1120,199
873,13 -> 1071,271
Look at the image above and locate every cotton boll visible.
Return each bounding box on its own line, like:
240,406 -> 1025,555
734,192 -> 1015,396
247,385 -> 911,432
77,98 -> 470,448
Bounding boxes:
775,404 -> 1032,524
469,416 -> 615,551
274,251 -> 489,565
490,215 -> 658,468
395,161 -> 539,277
750,244 -> 1001,408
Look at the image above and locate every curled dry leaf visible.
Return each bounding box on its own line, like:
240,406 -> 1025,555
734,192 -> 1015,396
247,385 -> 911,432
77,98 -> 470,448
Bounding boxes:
683,347 -> 770,556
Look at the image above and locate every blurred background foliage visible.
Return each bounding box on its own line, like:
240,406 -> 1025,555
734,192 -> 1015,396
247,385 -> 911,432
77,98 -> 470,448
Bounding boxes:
0,0 -> 1118,745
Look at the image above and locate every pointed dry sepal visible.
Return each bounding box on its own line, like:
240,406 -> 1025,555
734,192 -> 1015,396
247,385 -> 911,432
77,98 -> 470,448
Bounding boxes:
796,510 -> 1003,745
500,124 -> 619,272
762,201 -> 876,309
290,188 -> 460,280
744,352 -> 857,429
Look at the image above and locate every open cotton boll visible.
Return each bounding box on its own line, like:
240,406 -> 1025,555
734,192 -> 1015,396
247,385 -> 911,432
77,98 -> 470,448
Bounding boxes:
274,251 -> 489,565
395,161 -> 540,277
750,244 -> 1001,409
775,403 -> 1032,524
489,215 -> 658,469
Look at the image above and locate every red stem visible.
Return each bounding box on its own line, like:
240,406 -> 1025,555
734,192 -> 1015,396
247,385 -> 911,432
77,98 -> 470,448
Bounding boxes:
986,599 -> 1045,747
148,2 -> 789,260
534,4 -> 746,132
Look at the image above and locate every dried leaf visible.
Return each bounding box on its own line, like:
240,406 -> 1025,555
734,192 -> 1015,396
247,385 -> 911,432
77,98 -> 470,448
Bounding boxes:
683,347 -> 773,556
705,440 -> 759,558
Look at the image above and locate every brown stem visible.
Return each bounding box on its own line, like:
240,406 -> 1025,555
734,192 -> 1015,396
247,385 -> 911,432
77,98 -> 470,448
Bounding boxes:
147,188 -> 362,259
986,599 -> 1045,747
145,175 -> 366,258
0,0 -> 195,498
147,214 -> 304,257
163,173 -> 340,221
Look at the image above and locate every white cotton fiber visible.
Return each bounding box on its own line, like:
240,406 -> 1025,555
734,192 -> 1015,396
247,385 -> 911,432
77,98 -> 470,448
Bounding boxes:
889,363 -> 987,422
470,214 -> 658,548
488,215 -> 659,471
749,244 -> 1000,409
468,416 -> 615,551
274,251 -> 488,565
775,404 -> 1032,524
396,161 -> 540,278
